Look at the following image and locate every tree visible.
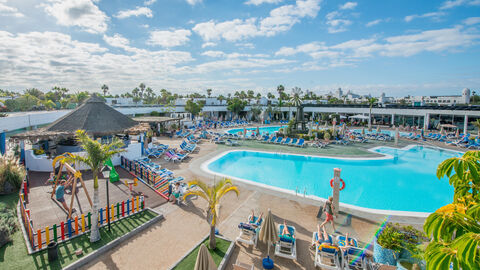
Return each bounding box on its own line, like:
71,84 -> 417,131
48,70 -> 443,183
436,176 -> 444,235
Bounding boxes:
183,179 -> 239,249
101,84 -> 109,96
138,83 -> 146,99
290,87 -> 303,124
250,105 -> 262,121
473,119 -> 480,137
267,92 -> 275,99
218,95 -> 226,105
227,97 -> 247,119
367,97 -> 378,131
185,99 -> 204,119
24,88 -> 45,100
66,130 -> 125,242
206,89 -> 212,98
423,150 -> 480,269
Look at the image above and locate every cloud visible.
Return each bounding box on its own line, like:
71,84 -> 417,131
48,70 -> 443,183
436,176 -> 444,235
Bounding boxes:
440,0 -> 480,10
339,2 -> 357,10
274,26 -> 480,67
201,50 -> 226,57
404,12 -> 445,22
103,34 -> 130,50
0,0 -> 24,17
186,0 -> 202,5
42,0 -> 108,34
245,0 -> 283,5
0,30 -> 195,91
325,11 -> 351,33
202,42 -> 217,48
147,29 -> 192,47
463,17 -> 480,25
366,19 -> 382,27
115,7 -> 153,19
144,0 -> 157,5
193,0 -> 322,42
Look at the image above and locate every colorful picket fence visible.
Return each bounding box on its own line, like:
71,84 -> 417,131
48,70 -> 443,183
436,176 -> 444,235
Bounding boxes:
19,178 -> 145,252
120,156 -> 170,200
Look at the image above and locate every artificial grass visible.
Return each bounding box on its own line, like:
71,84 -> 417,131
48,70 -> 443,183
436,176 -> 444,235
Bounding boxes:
173,237 -> 231,270
0,192 -> 158,270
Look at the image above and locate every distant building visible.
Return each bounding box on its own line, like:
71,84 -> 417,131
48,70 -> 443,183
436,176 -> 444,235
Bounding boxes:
105,97 -> 141,106
401,88 -> 470,106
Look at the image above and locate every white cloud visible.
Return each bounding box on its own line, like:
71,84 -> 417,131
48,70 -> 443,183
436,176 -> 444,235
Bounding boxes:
201,50 -> 226,57
115,7 -> 153,19
144,0 -> 157,5
193,0 -> 322,42
275,26 -> 480,67
366,19 -> 382,27
440,0 -> 480,10
404,12 -> 445,22
0,30 -> 195,91
0,0 -> 24,17
186,0 -> 202,5
202,42 -> 217,48
42,0 -> 108,34
245,0 -> 283,5
339,2 -> 357,10
463,17 -> 480,25
103,34 -> 130,50
325,9 -> 353,33
147,29 -> 192,47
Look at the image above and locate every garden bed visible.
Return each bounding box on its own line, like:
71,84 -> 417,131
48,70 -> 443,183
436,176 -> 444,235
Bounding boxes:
0,192 -> 160,270
171,235 -> 234,270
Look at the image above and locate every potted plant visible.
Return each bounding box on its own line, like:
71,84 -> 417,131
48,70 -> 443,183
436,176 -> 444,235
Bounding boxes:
0,154 -> 25,194
374,223 -> 425,267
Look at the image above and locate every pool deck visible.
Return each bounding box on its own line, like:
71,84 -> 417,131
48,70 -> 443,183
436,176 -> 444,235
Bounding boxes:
81,135 -> 431,270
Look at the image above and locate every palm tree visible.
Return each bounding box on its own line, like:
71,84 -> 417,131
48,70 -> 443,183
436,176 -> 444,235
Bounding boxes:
67,130 -> 125,242
206,89 -> 212,98
367,97 -> 378,131
423,150 -> 480,269
101,84 -> 109,96
183,179 -> 239,249
473,119 -> 480,138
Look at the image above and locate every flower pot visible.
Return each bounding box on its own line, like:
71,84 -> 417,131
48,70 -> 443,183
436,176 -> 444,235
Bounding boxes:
373,238 -> 400,266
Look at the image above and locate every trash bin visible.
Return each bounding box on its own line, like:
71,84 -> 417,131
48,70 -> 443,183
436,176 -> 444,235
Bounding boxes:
47,242 -> 58,262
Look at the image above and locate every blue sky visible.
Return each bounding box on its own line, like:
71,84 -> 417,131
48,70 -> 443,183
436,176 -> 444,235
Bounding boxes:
0,0 -> 479,97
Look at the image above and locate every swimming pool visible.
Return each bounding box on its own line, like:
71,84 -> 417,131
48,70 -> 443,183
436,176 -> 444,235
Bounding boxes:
227,126 -> 287,136
204,146 -> 462,214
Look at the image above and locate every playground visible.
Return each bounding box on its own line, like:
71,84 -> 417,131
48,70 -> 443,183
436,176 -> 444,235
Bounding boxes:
24,165 -> 166,232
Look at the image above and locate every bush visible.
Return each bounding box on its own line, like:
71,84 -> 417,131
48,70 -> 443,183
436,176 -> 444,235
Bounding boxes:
0,155 -> 25,194
324,132 -> 331,141
0,207 -> 17,247
377,223 -> 425,254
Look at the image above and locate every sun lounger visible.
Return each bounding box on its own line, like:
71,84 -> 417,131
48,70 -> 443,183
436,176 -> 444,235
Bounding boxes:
295,138 -> 305,147
268,136 -> 276,143
282,138 -> 291,144
289,138 -> 297,146
226,139 -> 239,146
275,224 -> 297,260
336,235 -> 368,269
315,243 -> 341,269
274,137 -> 283,144
232,260 -> 254,270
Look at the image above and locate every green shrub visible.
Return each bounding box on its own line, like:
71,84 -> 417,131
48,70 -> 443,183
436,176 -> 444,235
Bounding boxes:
0,207 -> 17,247
377,223 -> 425,254
324,132 -> 331,141
0,155 -> 25,194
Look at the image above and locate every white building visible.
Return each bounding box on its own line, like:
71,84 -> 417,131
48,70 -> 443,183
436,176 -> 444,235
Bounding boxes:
105,97 -> 141,106
401,88 -> 471,106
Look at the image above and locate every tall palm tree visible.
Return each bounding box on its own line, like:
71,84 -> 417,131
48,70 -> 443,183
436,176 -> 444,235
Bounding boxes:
473,119 -> 480,138
101,84 -> 109,96
367,97 -> 378,131
183,179 -> 239,249
67,130 -> 125,242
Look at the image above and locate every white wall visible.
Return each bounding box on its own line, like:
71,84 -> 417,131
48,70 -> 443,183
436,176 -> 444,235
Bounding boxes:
25,142 -> 142,172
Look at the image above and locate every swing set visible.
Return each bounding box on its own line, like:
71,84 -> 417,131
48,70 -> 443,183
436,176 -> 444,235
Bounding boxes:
50,153 -> 93,219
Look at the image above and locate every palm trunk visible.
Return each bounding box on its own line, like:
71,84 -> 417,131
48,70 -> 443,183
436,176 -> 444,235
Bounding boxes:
90,175 -> 101,242
368,106 -> 372,131
209,225 -> 216,249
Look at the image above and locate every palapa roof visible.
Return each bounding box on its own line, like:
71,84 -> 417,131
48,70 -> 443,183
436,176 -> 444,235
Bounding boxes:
13,95 -> 147,140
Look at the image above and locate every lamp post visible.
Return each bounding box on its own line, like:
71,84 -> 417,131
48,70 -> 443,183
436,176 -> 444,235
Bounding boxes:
101,165 -> 111,231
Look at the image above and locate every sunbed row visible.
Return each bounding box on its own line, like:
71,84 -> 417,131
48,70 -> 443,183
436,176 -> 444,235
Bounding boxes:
260,136 -> 305,147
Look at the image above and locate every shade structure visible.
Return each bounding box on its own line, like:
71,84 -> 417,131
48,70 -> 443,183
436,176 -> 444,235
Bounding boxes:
456,128 -> 460,138
259,209 -> 278,256
376,125 -> 380,133
13,95 -> 145,139
350,114 -> 369,120
256,126 -> 260,135
194,244 -> 217,270
362,127 -> 365,135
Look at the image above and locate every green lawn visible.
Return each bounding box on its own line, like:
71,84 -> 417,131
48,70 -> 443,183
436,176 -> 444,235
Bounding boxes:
173,237 -> 231,270
217,139 -> 412,157
0,192 -> 158,270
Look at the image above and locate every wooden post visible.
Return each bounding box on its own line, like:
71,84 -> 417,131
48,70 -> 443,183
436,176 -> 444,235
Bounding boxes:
68,177 -> 77,219
45,226 -> 50,245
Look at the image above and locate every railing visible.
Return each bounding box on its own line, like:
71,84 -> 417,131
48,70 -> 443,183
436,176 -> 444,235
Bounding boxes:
19,178 -> 145,252
120,156 -> 170,200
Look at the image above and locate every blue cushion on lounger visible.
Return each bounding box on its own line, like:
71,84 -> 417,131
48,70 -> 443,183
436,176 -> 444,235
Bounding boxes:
238,223 -> 255,231
279,235 -> 295,243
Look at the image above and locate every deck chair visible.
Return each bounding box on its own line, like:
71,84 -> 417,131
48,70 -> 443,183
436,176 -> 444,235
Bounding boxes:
233,260 -> 254,270
336,235 -> 368,269
275,224 -> 297,260
315,243 -> 341,269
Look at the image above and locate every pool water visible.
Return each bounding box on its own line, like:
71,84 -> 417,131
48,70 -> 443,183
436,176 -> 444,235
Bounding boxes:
227,126 -> 287,136
206,146 -> 461,213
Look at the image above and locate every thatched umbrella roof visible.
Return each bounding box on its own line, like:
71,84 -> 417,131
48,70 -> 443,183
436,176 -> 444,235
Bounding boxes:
13,95 -> 147,140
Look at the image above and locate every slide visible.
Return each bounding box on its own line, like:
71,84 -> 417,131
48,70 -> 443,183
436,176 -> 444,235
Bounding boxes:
105,159 -> 120,183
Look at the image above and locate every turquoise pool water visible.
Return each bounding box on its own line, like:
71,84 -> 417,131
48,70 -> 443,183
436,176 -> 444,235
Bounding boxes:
227,126 -> 287,136
206,146 -> 461,213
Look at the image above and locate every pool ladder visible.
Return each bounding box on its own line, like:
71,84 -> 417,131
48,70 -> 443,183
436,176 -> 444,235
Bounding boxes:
295,186 -> 307,197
